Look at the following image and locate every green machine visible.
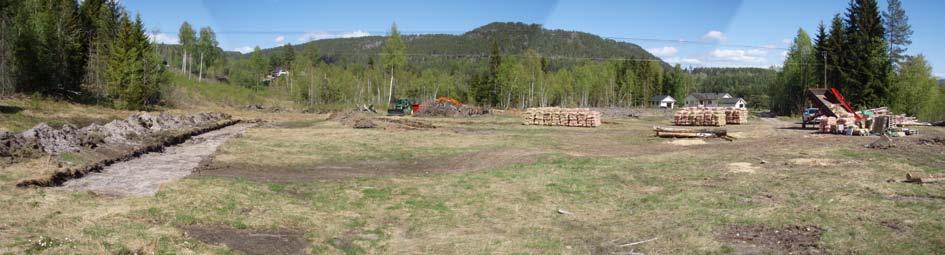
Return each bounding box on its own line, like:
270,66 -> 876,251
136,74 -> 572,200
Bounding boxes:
387,98 -> 415,116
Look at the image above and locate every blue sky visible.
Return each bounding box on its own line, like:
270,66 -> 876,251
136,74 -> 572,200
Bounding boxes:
126,0 -> 944,77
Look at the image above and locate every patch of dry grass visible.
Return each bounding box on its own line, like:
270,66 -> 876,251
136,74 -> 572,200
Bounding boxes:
1,113 -> 944,254
0,97 -> 130,132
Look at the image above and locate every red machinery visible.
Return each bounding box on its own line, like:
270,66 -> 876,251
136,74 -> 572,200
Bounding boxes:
804,88 -> 864,128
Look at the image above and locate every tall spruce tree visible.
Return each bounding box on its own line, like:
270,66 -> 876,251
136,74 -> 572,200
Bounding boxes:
825,15 -> 847,93
483,39 -> 502,106
0,0 -> 15,95
106,14 -> 164,109
883,0 -> 912,68
843,0 -> 892,108
79,0 -> 121,97
10,0 -> 86,96
813,21 -> 828,88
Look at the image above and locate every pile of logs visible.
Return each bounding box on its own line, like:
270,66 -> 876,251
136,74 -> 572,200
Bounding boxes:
654,126 -> 733,140
673,108 -> 727,127
522,107 -> 602,127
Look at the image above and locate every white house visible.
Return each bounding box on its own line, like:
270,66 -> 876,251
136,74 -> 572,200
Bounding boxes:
718,97 -> 748,109
683,93 -> 732,107
650,95 -> 676,109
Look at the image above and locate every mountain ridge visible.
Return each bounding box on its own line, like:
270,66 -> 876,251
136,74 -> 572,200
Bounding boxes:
254,22 -> 669,68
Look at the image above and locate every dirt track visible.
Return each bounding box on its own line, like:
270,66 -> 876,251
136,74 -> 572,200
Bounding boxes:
60,123 -> 253,196
195,148 -> 545,182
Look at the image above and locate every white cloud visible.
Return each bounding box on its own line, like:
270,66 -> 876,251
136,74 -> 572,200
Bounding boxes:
275,35 -> 286,46
780,51 -> 789,57
709,49 -> 768,63
665,57 -> 702,65
647,46 -> 678,58
702,30 -> 726,42
147,33 -> 178,44
782,38 -> 792,46
234,46 -> 255,54
298,30 -> 371,42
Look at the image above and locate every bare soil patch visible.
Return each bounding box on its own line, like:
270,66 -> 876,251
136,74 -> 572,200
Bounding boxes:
666,139 -> 707,146
375,117 -> 436,130
788,158 -> 839,167
718,224 -> 825,255
181,225 -> 308,255
195,149 -> 544,182
58,123 -> 252,196
728,162 -> 760,174
328,111 -> 435,130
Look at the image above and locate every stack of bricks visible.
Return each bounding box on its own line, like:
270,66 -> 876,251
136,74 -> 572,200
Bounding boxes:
521,107 -> 602,127
673,107 -> 727,127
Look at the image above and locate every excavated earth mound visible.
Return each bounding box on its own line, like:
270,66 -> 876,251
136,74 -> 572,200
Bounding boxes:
0,112 -> 230,158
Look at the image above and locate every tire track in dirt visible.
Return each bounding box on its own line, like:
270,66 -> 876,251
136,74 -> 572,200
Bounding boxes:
60,123 -> 254,196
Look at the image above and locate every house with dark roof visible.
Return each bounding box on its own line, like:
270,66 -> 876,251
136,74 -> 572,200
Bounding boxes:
683,93 -> 732,107
650,95 -> 676,109
718,97 -> 747,109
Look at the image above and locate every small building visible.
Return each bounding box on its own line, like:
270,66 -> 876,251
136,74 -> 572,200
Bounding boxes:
684,93 -> 733,107
718,97 -> 748,109
650,95 -> 676,109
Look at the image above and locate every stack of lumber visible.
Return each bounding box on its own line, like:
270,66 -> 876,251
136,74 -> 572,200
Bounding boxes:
723,108 -> 749,124
522,107 -> 602,127
673,107 -> 727,127
819,116 -> 869,135
890,114 -> 931,126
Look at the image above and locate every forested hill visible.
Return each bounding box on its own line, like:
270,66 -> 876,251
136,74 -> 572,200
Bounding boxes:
258,22 -> 668,69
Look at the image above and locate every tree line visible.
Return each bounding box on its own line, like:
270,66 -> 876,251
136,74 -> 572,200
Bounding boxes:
3,1 -> 940,121
770,0 -> 943,121
0,0 -> 166,110
209,23 -> 697,110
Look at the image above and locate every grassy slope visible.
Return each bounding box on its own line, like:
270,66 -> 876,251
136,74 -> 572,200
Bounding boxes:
164,73 -> 285,110
1,113 -> 943,254
0,97 -> 130,133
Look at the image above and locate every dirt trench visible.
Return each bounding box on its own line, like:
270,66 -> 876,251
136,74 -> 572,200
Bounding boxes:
60,123 -> 253,196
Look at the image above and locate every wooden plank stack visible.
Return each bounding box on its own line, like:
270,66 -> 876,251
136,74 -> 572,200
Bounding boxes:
522,107 -> 602,127
723,108 -> 749,125
673,107 -> 727,127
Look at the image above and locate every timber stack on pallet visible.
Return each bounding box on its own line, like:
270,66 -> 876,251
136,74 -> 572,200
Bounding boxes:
723,108 -> 749,124
673,107 -> 727,127
522,107 -> 602,127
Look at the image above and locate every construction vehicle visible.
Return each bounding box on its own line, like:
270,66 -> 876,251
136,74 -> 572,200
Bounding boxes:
387,98 -> 416,116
